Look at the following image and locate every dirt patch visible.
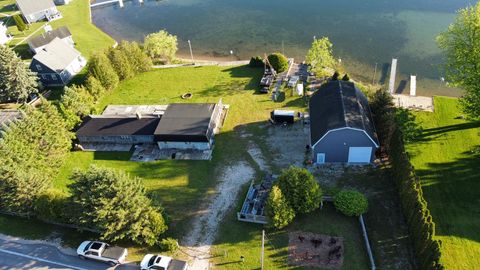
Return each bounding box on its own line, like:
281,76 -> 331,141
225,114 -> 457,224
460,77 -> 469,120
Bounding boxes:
181,162 -> 255,270
267,123 -> 310,169
288,231 -> 344,269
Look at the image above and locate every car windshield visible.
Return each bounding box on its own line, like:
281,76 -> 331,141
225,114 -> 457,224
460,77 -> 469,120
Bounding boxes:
83,242 -> 92,252
148,255 -> 158,266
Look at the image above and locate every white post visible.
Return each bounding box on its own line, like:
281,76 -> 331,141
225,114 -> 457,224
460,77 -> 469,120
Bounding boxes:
410,75 -> 417,96
388,58 -> 397,94
188,40 -> 194,64
261,230 -> 265,270
139,0 -> 144,3
118,0 -> 124,8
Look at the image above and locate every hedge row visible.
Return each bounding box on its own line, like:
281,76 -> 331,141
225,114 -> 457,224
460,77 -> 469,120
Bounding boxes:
389,125 -> 444,270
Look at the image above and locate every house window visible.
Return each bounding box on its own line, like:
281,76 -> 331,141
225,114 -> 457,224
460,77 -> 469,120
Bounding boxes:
41,74 -> 47,80
51,74 -> 57,80
36,64 -> 42,71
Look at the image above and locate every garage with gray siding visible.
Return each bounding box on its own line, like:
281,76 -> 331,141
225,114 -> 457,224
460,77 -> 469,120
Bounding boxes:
309,81 -> 379,164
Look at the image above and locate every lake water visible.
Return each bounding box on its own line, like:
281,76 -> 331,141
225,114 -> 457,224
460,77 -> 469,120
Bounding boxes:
92,0 -> 473,96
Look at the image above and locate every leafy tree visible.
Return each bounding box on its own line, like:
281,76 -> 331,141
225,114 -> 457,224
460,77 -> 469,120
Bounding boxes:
108,47 -> 135,80
13,14 -> 27,32
0,46 -> 38,103
342,74 -> 350,81
69,166 -> 167,246
85,75 -> 105,102
437,2 -> 480,118
87,52 -> 119,91
394,107 -> 423,142
277,166 -> 322,214
159,238 -> 179,252
144,30 -> 178,63
118,41 -> 152,73
0,101 -> 71,215
306,37 -> 336,76
266,185 -> 295,229
60,85 -> 94,129
267,53 -> 289,73
249,56 -> 264,68
334,190 -> 368,216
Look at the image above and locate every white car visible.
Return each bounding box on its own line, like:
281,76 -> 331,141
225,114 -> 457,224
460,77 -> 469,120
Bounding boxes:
76,241 -> 127,266
140,254 -> 188,270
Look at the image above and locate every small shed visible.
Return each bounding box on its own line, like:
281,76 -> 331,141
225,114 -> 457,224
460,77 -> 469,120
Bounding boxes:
309,81 -> 379,164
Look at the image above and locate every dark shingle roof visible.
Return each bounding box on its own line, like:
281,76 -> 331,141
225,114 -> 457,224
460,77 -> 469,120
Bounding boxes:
309,81 -> 379,146
28,27 -> 71,49
154,103 -> 216,142
76,117 -> 160,137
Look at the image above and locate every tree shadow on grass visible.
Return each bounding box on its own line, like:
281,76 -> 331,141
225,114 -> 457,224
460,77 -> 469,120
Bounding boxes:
221,65 -> 263,90
413,121 -> 480,145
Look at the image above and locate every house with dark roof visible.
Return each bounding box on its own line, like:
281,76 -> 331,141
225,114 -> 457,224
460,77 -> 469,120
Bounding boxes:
75,102 -> 225,155
28,26 -> 73,54
309,81 -> 379,164
29,37 -> 86,86
16,0 -> 61,24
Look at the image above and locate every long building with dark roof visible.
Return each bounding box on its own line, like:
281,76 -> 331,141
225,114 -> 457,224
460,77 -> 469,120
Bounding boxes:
309,81 -> 379,164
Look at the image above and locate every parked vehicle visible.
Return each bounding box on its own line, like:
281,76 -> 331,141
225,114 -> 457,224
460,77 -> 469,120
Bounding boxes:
140,254 -> 188,270
270,110 -> 295,124
76,241 -> 128,266
288,76 -> 299,87
260,75 -> 273,87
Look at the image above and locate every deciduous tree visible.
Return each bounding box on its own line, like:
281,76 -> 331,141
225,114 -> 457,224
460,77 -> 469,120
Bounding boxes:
306,37 -> 336,76
69,166 -> 167,246
144,30 -> 178,63
437,2 -> 480,118
277,166 -> 322,214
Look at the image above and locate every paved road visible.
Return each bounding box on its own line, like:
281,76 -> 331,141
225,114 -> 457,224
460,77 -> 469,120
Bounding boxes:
0,238 -> 139,270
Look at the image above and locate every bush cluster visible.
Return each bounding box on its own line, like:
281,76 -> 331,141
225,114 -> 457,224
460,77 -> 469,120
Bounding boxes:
267,53 -> 289,73
159,238 -> 179,252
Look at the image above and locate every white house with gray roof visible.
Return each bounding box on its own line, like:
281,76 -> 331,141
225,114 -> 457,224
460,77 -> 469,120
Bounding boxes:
16,0 -> 61,24
29,37 -> 86,86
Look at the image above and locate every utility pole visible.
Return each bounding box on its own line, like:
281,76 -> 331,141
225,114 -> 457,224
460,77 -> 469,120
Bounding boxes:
372,62 -> 377,85
187,40 -> 194,64
261,230 -> 265,270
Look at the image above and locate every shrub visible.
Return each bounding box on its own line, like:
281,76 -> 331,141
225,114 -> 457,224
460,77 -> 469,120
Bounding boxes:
266,185 -> 295,229
159,238 -> 179,252
13,14 -> 27,32
332,71 -> 340,81
267,53 -> 289,73
34,189 -> 70,223
334,190 -> 368,216
277,166 -> 322,214
249,56 -> 264,68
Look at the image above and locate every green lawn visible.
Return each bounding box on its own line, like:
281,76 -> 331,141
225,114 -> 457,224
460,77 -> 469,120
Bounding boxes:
1,0 -> 114,59
406,97 -> 480,269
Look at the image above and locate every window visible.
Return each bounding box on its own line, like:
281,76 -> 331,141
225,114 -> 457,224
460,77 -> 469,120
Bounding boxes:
51,74 -> 57,81
41,74 -> 47,80
35,64 -> 42,71
316,153 -> 326,164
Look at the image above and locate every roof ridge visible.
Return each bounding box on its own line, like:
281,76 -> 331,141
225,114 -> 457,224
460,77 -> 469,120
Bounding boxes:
338,81 -> 348,128
355,88 -> 367,132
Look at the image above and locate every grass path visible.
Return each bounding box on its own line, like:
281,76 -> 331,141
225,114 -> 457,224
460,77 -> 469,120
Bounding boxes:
406,97 -> 480,269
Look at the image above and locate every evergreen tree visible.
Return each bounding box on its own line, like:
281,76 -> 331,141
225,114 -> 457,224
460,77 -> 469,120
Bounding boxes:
69,166 -> 168,246
144,30 -> 178,63
118,41 -> 152,73
108,47 -> 135,80
342,74 -> 350,81
87,52 -> 119,91
60,85 -> 94,130
277,166 -> 322,214
85,75 -> 106,102
0,46 -> 38,103
266,185 -> 295,229
12,15 -> 27,32
331,71 -> 340,81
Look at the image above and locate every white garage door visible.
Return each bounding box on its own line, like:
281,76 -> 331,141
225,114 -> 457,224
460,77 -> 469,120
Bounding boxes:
348,147 -> 372,163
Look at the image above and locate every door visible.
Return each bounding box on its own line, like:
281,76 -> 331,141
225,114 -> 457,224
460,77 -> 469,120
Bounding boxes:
347,147 -> 372,163
316,153 -> 326,164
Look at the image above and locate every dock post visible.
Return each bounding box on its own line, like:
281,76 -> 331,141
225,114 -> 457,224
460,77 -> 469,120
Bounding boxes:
119,0 -> 124,8
388,58 -> 397,94
410,75 -> 417,96
139,0 -> 144,3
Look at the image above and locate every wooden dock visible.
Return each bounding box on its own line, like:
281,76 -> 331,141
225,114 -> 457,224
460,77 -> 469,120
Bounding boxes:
90,0 -> 124,8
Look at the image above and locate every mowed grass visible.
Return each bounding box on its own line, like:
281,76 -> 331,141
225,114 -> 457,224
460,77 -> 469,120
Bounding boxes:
0,0 -> 114,58
406,97 -> 480,269
211,200 -> 369,270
